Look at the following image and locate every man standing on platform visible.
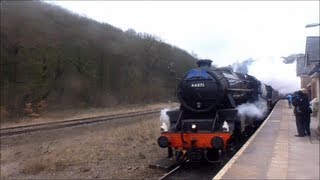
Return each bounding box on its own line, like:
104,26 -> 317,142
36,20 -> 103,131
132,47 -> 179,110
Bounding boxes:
292,89 -> 312,137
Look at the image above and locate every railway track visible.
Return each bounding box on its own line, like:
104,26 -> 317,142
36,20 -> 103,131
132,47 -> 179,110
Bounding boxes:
0,108 -> 162,137
158,161 -> 222,180
159,163 -> 183,180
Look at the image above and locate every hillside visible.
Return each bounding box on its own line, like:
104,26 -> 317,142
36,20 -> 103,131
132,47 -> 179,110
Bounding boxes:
0,0 -> 197,119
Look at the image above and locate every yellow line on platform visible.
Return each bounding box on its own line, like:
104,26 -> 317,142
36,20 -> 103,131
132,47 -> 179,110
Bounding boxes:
213,101 -> 281,180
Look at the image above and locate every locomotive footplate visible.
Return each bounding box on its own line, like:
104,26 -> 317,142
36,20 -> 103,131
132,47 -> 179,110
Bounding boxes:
149,158 -> 179,171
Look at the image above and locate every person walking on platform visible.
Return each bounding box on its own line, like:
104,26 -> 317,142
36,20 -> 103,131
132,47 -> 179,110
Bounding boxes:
292,89 -> 312,137
287,94 -> 293,109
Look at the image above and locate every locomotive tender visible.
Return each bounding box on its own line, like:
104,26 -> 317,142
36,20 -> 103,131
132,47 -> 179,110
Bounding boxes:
158,59 -> 278,163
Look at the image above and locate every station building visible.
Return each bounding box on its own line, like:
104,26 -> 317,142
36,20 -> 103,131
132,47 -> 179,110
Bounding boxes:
296,36 -> 320,131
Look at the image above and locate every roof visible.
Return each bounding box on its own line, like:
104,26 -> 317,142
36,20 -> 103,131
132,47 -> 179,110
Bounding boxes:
308,62 -> 320,77
296,56 -> 312,76
296,36 -> 320,77
305,36 -> 320,63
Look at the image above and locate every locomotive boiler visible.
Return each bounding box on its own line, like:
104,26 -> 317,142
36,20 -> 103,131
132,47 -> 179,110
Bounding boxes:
157,59 -> 278,163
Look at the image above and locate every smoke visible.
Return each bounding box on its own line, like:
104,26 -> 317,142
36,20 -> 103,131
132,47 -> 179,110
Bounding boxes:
231,58 -> 255,74
248,56 -> 300,94
236,98 -> 268,119
160,108 -> 171,132
232,56 -> 300,94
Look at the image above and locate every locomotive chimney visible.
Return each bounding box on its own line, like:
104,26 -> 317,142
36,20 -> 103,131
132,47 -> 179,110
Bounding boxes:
197,59 -> 213,68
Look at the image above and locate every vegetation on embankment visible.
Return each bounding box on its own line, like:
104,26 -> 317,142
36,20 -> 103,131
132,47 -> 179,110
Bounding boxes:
0,1 -> 197,119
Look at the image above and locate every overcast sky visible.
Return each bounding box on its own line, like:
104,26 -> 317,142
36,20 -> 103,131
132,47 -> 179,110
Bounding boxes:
47,1 -> 319,65
46,1 -> 319,93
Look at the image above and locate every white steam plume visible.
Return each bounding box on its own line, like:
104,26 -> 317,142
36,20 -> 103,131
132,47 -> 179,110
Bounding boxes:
236,98 -> 268,119
247,56 -> 300,94
160,108 -> 171,132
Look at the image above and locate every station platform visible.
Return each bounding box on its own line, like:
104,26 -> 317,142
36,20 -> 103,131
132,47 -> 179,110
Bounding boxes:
214,100 -> 319,179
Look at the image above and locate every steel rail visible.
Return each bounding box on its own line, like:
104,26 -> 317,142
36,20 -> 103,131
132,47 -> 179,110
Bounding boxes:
158,164 -> 182,180
0,108 -> 161,137
158,159 -> 189,180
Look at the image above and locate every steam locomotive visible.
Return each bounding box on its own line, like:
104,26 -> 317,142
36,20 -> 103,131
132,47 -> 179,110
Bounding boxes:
158,59 -> 279,163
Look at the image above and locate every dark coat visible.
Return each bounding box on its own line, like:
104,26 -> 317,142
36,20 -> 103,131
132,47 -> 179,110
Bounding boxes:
292,91 -> 312,115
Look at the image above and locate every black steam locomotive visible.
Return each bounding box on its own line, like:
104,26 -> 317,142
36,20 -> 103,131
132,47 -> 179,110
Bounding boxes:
158,59 -> 278,163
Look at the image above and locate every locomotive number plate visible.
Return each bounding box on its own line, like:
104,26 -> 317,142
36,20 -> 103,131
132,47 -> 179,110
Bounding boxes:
191,83 -> 205,87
